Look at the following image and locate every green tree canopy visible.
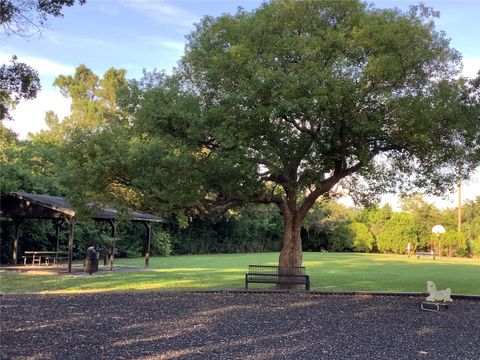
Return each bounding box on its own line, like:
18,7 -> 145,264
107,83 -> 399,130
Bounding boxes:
377,212 -> 417,253
349,222 -> 374,252
401,194 -> 441,248
58,0 -> 480,270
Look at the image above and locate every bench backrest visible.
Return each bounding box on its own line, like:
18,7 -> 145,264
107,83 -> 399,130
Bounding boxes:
248,265 -> 306,275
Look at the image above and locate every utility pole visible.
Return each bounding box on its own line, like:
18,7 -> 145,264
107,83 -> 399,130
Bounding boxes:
457,167 -> 462,232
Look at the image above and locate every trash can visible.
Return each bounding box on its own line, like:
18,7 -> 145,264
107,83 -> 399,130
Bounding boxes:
84,246 -> 98,274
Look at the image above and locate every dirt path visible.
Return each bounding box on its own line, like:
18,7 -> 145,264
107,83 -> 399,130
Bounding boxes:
1,292 -> 479,359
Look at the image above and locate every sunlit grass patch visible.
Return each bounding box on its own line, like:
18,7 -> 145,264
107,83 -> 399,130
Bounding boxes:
1,252 -> 479,294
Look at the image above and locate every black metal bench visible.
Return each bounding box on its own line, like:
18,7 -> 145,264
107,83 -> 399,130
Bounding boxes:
245,265 -> 310,290
416,251 -> 436,260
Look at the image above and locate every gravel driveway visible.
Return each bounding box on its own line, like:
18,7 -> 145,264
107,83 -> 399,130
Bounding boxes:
1,292 -> 479,360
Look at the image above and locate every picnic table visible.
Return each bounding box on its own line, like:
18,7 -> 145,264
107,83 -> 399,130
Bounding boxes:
22,251 -> 68,266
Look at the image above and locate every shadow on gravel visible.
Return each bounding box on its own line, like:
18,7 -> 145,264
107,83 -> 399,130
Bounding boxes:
1,292 -> 479,360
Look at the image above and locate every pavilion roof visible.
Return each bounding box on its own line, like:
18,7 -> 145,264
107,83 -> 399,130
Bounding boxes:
0,192 -> 163,223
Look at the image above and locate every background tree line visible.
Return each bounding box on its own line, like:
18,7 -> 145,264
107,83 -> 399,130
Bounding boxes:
2,115 -> 479,261
1,60 -> 479,261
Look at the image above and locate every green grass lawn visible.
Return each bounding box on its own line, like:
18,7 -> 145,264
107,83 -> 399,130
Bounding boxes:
1,252 -> 479,294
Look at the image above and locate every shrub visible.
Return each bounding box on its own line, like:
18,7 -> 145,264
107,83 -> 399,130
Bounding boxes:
349,222 -> 374,252
330,222 -> 354,252
433,230 -> 467,257
470,237 -> 480,258
377,213 -> 416,253
152,230 -> 173,256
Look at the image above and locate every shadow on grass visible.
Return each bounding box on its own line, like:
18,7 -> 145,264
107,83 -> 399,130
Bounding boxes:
1,253 -> 479,294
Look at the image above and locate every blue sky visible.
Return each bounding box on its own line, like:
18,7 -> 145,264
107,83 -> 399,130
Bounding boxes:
1,0 -> 479,208
2,0 -> 479,93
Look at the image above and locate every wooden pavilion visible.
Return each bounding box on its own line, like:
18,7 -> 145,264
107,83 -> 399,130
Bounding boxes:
0,192 -> 163,272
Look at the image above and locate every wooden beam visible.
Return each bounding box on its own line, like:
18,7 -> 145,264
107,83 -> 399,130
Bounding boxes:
143,222 -> 152,269
109,220 -> 117,271
12,218 -> 23,265
53,219 -> 65,251
457,171 -> 462,232
53,219 -> 65,264
66,218 -> 75,273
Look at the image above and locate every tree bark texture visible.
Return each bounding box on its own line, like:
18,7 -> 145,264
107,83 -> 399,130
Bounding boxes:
275,172 -> 346,286
278,207 -> 303,270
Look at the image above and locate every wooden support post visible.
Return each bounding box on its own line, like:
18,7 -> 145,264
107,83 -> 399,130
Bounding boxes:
143,222 -> 152,269
53,219 -> 65,251
55,220 -> 61,252
66,218 -> 75,273
53,219 -> 64,263
109,220 -> 117,271
12,218 -> 23,265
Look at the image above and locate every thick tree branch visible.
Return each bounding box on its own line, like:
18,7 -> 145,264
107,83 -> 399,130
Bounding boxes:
282,116 -> 318,137
297,160 -> 364,219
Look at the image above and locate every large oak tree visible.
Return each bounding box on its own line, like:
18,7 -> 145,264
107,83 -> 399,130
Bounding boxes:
61,0 -> 479,271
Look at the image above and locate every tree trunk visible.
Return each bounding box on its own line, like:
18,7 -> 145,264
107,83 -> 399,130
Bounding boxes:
278,208 -> 303,288
275,173 -> 341,287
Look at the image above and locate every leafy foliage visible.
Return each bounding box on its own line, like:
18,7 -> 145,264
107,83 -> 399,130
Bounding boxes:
171,205 -> 283,254
440,230 -> 467,257
0,123 -> 61,194
1,0 -> 86,37
2,2 -> 480,267
151,229 -> 173,257
0,56 -> 40,120
1,0 -> 85,123
377,213 -> 417,253
57,0 -> 479,268
349,222 -> 374,252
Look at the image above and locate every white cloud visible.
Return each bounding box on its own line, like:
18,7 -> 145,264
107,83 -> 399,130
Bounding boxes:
43,32 -> 113,49
3,55 -> 119,139
0,53 -> 74,77
6,91 -> 71,140
141,37 -> 185,51
123,0 -> 199,28
88,0 -> 120,16
462,57 -> 480,79
43,33 -> 62,45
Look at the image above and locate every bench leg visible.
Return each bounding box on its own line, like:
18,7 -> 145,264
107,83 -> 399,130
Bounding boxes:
305,275 -> 310,291
245,274 -> 248,290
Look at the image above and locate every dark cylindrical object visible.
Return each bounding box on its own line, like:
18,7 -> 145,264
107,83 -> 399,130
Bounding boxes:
84,246 -> 98,274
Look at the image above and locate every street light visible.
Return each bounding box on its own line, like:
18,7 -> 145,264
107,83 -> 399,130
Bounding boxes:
432,224 -> 446,257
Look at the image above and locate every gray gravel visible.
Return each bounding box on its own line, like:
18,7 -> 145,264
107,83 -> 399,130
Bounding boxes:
1,292 -> 479,360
